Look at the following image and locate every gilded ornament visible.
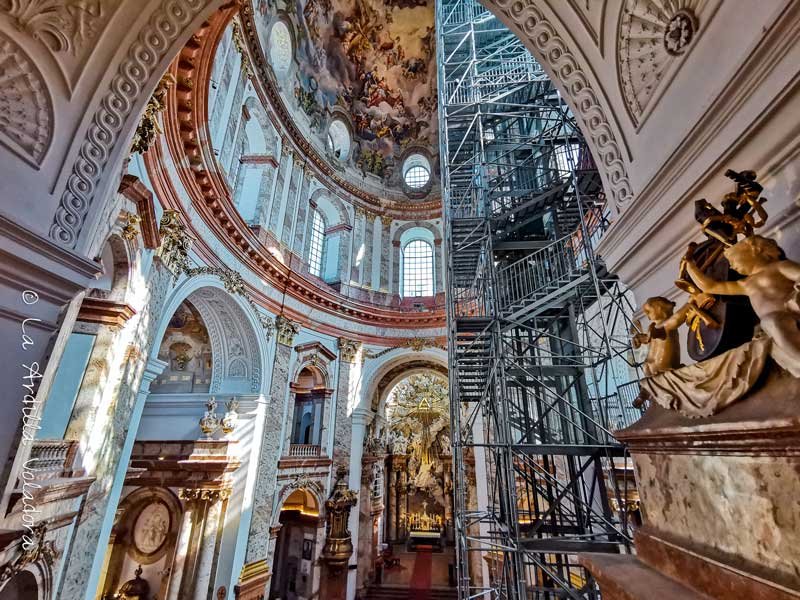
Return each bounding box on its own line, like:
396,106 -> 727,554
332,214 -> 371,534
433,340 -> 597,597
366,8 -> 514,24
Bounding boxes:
199,397 -> 221,439
120,211 -> 141,241
131,72 -> 176,154
338,337 -> 361,363
157,209 -> 192,275
275,315 -> 301,346
320,467 -> 358,570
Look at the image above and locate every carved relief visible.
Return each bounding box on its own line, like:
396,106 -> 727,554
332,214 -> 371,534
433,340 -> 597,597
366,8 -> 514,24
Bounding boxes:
488,0 -> 632,209
49,0 -> 214,248
618,0 -> 709,126
1,0 -> 103,54
275,315 -> 300,347
0,32 -> 53,166
338,337 -> 361,363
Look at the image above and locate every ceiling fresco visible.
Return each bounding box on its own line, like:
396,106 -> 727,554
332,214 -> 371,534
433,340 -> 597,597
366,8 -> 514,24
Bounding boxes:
255,0 -> 438,193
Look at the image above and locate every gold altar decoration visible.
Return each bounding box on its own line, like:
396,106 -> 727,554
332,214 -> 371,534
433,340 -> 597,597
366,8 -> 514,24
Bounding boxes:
320,467 -> 358,570
114,565 -> 150,600
407,501 -> 443,532
633,169 -> 800,417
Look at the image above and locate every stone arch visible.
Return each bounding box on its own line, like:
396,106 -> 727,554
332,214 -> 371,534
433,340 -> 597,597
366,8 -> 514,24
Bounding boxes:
151,275 -> 268,395
53,0 -> 232,252
393,222 -> 442,296
0,563 -> 50,600
272,478 -> 326,526
360,348 -> 448,416
479,0 -> 633,212
89,232 -> 135,304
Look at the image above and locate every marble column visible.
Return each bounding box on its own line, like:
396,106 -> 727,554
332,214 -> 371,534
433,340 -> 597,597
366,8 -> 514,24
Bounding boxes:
434,237 -> 444,294
333,339 -> 362,470
350,208 -> 365,284
192,489 -> 230,600
361,213 -> 376,289
167,492 -> 198,600
291,172 -> 313,254
379,216 -> 392,292
346,408 -> 372,600
391,240 -> 402,295
240,315 -> 300,593
267,147 -> 293,234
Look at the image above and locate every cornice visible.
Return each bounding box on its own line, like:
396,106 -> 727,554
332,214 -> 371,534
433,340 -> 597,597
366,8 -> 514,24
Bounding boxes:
146,8 -> 445,339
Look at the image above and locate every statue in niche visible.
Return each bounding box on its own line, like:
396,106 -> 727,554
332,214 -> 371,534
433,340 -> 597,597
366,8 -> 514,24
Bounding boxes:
630,170 -> 800,418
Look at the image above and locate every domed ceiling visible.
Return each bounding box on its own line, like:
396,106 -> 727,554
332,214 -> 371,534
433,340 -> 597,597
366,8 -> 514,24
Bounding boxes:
252,0 -> 439,200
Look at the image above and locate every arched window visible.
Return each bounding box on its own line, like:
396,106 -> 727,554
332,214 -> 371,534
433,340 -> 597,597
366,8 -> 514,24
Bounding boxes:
402,239 -> 434,297
308,209 -> 325,277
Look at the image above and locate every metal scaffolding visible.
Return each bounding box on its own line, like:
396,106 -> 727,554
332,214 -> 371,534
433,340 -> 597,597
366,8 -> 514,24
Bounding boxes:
436,1 -> 643,598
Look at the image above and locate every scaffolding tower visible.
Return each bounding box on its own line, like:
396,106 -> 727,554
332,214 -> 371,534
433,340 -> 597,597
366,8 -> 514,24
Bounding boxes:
436,1 -> 643,598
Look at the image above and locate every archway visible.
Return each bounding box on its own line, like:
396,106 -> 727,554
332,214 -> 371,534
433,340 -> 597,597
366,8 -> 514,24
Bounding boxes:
0,570 -> 40,600
269,488 -> 324,600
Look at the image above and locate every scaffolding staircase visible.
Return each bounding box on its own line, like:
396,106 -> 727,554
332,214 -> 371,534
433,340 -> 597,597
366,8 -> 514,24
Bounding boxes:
438,1 -> 643,598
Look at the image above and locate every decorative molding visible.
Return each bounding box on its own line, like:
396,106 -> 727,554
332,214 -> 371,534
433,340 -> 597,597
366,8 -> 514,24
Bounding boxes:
618,0 -> 705,127
1,0 -> 103,54
275,315 -> 300,346
294,341 -> 337,362
49,0 -> 218,248
0,32 -> 53,167
338,337 -> 361,363
118,174 -> 160,248
77,297 -> 137,327
130,72 -> 176,154
157,209 -> 193,275
486,0 -> 632,209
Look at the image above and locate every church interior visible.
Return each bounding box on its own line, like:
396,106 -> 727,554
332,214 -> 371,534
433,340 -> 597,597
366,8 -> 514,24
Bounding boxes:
0,1 -> 798,599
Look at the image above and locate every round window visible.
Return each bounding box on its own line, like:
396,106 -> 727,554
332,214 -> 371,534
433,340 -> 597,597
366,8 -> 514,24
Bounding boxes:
403,154 -> 431,189
269,21 -> 292,76
328,119 -> 351,160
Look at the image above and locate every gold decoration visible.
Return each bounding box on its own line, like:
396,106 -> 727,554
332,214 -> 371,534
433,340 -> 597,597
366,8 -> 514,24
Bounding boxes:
221,398 -> 240,435
320,467 -> 358,570
275,315 -> 301,346
0,524 -> 56,589
687,235 -> 800,377
131,72 -> 176,154
199,397 -> 221,439
157,209 -> 192,275
120,211 -> 141,240
633,168 -> 800,416
231,20 -> 253,77
338,337 -> 361,363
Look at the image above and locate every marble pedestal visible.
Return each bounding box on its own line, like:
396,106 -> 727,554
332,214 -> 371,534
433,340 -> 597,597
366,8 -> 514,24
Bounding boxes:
581,370 -> 800,599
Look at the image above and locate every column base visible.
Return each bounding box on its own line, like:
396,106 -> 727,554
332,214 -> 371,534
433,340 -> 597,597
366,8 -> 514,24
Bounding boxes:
234,560 -> 270,600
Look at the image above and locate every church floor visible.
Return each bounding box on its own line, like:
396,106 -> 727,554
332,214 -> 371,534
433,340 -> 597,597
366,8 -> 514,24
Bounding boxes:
373,546 -> 457,594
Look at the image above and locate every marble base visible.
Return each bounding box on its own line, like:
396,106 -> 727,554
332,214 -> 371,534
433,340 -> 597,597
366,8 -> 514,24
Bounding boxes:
582,369 -> 800,598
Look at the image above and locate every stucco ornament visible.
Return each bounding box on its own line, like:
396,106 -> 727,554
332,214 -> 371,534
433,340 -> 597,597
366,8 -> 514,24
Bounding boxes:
275,315 -> 300,346
2,0 -> 103,54
337,337 -> 361,363
0,32 -> 53,166
488,0 -> 632,209
619,0 -> 701,124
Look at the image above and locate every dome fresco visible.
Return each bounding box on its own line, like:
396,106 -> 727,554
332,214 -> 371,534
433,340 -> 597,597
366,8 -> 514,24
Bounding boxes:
255,0 -> 438,198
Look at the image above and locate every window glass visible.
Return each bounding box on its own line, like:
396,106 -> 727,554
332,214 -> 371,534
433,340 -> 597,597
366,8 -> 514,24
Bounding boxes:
403,239 -> 434,297
308,209 -> 325,277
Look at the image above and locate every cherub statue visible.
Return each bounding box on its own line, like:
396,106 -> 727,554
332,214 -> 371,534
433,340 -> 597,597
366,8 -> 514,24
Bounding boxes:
685,235 -> 800,375
632,297 -> 688,377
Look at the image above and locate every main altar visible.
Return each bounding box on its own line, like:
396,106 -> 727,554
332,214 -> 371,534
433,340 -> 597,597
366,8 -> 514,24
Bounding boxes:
382,375 -> 454,553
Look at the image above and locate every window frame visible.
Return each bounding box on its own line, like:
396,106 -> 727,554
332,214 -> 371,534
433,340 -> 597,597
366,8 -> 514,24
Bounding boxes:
401,238 -> 435,298
308,208 -> 326,277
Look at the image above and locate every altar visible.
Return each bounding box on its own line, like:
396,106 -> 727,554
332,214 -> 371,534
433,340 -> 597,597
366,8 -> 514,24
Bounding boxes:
405,502 -> 444,551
